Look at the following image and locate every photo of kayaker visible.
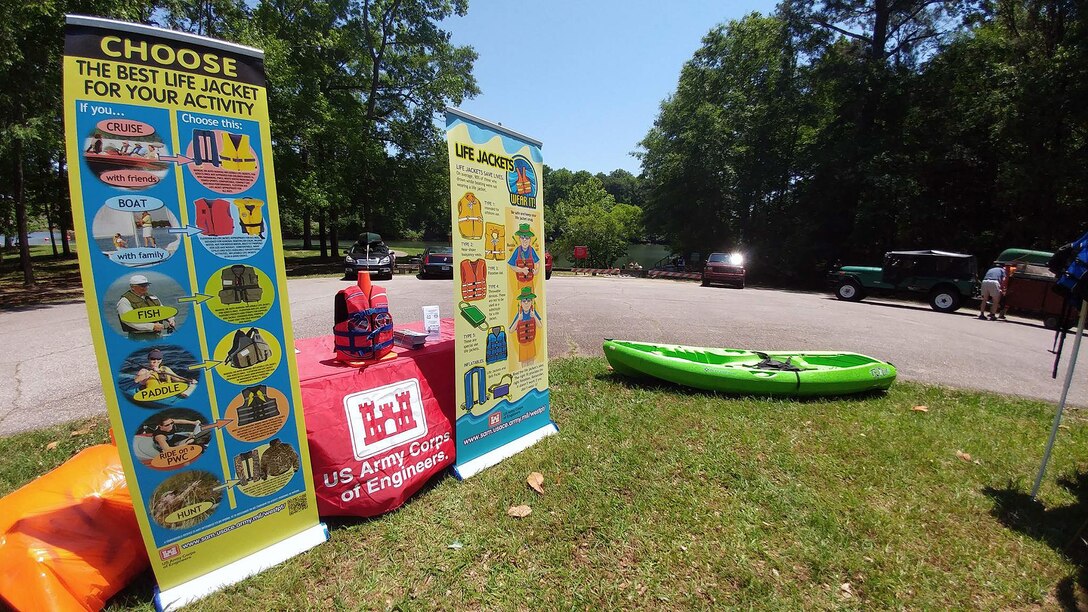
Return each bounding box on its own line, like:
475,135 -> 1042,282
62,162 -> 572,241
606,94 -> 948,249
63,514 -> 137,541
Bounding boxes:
134,348 -> 196,390
118,345 -> 201,409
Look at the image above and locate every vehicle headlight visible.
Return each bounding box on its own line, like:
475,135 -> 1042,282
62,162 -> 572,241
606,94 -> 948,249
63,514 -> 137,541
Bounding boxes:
379,256 -> 390,264
344,255 -> 354,264
729,252 -> 745,266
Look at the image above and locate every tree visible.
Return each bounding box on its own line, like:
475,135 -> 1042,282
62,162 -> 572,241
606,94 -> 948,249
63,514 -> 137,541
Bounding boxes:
553,177 -> 643,267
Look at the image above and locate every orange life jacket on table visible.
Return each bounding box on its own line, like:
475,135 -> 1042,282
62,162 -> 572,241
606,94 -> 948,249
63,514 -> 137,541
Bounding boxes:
333,276 -> 393,362
515,310 -> 537,344
457,193 -> 483,239
460,259 -> 487,301
514,248 -> 536,283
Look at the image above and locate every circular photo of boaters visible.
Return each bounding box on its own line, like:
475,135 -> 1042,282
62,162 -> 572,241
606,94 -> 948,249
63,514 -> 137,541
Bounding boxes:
232,438 -> 300,499
82,119 -> 171,189
149,471 -> 223,530
91,204 -> 181,267
117,345 -> 202,409
212,326 -> 281,386
132,408 -> 212,470
181,124 -> 261,194
102,271 -> 189,341
203,264 -> 275,325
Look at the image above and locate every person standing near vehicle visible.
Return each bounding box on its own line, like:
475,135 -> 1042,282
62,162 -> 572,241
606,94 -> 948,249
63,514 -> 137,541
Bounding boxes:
979,263 -> 1007,320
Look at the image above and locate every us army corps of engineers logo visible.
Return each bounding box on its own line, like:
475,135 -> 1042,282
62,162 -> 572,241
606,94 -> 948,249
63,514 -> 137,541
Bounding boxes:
343,379 -> 429,461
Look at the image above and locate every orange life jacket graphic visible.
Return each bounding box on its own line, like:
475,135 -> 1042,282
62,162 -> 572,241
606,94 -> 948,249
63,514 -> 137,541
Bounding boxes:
514,248 -> 536,283
194,198 -> 234,236
515,166 -> 532,195
460,259 -> 487,302
484,222 -> 505,260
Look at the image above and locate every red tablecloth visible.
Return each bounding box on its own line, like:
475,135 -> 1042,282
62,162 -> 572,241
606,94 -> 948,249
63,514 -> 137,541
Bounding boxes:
297,318 -> 456,517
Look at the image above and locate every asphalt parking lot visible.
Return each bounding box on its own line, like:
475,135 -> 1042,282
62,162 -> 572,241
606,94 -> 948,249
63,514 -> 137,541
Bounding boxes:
1,274 -> 1083,436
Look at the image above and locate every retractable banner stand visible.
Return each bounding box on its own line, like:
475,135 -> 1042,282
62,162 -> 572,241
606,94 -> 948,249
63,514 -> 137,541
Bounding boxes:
62,16 -> 325,609
446,109 -> 558,479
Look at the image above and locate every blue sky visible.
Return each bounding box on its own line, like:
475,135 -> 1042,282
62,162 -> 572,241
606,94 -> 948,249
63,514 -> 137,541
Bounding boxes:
446,0 -> 780,175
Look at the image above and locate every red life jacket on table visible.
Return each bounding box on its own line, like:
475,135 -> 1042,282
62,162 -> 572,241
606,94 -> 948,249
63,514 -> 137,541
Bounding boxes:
460,259 -> 487,301
333,278 -> 393,362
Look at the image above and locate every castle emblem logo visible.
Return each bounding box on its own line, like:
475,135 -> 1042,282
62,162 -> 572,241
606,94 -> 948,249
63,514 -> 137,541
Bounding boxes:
343,379 -> 428,460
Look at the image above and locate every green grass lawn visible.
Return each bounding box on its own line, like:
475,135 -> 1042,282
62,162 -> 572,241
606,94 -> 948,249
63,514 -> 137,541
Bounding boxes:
4,359 -> 1088,609
0,245 -> 82,308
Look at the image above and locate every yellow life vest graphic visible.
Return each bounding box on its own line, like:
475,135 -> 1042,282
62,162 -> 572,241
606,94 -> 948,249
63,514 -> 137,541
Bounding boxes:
457,192 -> 483,239
233,198 -> 265,238
484,222 -> 505,260
219,132 -> 257,172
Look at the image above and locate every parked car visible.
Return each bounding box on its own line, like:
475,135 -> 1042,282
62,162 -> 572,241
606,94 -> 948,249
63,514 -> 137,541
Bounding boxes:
343,233 -> 394,280
419,245 -> 454,278
544,251 -> 553,280
827,250 -> 978,313
701,252 -> 746,288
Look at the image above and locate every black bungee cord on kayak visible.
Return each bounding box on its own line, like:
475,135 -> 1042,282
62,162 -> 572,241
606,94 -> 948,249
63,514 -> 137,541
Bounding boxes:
753,352 -> 803,392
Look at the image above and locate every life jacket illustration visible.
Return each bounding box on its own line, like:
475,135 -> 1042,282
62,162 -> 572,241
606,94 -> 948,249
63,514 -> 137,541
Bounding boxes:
233,198 -> 265,238
516,309 -> 537,344
515,166 -> 532,195
457,192 -> 483,239
463,366 -> 487,409
194,198 -> 234,236
485,326 -> 508,364
219,265 -> 263,304
514,248 -> 536,283
219,132 -> 257,172
333,278 -> 394,362
460,259 -> 487,302
237,384 -> 279,426
227,328 -> 273,368
488,374 -> 513,399
484,222 -> 505,260
118,289 -> 164,335
192,129 -> 220,167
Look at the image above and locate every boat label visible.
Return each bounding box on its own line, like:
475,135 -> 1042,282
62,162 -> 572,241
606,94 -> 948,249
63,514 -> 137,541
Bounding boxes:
446,109 -> 557,478
62,16 -> 323,598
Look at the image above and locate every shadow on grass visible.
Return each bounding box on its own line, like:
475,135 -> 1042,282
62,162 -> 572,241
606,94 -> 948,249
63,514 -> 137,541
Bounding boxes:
985,473 -> 1088,610
596,371 -> 892,404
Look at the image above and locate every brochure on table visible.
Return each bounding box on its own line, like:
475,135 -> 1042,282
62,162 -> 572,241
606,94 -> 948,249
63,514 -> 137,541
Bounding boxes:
62,15 -> 325,609
445,108 -> 557,479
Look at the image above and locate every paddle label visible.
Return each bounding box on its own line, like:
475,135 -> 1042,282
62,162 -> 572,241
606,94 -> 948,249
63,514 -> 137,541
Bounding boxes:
63,16 -> 322,596
446,109 -> 557,477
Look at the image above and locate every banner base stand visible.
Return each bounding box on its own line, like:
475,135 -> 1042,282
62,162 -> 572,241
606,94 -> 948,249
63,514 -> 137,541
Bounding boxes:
154,523 -> 329,611
453,422 -> 558,480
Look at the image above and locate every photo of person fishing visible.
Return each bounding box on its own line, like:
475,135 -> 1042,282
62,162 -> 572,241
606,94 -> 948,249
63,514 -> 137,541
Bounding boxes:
118,346 -> 201,409
103,271 -> 188,340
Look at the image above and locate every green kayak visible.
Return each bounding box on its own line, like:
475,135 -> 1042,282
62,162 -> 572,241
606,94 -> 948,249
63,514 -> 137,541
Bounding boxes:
603,339 -> 896,397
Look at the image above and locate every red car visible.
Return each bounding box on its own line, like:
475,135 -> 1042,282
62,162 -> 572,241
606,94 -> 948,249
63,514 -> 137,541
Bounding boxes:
702,252 -> 746,288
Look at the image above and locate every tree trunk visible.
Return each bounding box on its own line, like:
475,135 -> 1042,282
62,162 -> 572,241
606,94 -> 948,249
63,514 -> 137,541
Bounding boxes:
329,208 -> 339,258
58,157 -> 71,256
302,208 -> 312,249
14,138 -> 34,287
46,203 -> 58,257
318,211 -> 327,259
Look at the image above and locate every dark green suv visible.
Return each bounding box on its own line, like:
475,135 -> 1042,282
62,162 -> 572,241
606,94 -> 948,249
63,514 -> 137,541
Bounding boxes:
827,250 -> 979,313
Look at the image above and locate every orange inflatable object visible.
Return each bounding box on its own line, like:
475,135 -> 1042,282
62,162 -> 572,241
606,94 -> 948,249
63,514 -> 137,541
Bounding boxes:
0,444 -> 148,611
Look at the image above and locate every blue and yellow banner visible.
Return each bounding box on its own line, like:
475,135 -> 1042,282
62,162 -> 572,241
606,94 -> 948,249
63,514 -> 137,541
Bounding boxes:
63,16 -> 324,608
446,109 -> 557,479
